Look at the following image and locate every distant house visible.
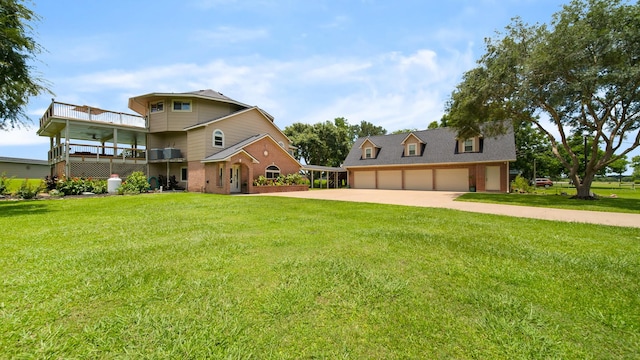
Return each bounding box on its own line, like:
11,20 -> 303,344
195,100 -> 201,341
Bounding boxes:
37,89 -> 303,194
0,157 -> 49,179
342,127 -> 516,192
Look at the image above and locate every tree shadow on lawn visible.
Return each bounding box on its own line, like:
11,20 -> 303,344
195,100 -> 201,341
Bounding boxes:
458,193 -> 640,214
0,201 -> 50,218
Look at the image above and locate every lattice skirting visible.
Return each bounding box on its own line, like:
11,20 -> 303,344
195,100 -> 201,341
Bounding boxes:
70,162 -> 147,179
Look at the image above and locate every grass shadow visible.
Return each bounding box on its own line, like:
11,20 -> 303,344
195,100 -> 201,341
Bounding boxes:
0,200 -> 50,218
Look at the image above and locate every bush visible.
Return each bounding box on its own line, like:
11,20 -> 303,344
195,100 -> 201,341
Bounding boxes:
118,171 -> 149,194
511,175 -> 534,193
253,173 -> 309,186
57,177 -> 108,195
15,179 -> 44,199
0,172 -> 12,195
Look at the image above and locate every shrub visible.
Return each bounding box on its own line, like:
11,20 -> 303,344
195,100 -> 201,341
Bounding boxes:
118,171 -> 149,194
511,175 -> 534,193
253,173 -> 309,186
0,172 -> 12,195
15,179 -> 44,199
57,177 -> 108,195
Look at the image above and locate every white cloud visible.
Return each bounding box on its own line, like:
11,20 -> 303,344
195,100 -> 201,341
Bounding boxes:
194,27 -> 269,44
40,47 -> 474,133
0,127 -> 49,146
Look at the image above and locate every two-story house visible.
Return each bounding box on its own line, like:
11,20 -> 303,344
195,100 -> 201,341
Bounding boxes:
342,126 -> 516,192
37,89 -> 302,194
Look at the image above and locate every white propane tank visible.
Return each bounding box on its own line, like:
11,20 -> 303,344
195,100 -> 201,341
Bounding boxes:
107,174 -> 122,194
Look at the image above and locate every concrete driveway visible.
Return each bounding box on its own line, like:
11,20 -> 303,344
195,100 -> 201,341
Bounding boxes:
253,189 -> 640,228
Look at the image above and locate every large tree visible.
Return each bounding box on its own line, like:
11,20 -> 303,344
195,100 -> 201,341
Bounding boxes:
0,0 -> 51,130
446,0 -> 640,198
284,118 -> 354,167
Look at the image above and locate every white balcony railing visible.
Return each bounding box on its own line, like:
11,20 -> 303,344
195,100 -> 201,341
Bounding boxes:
40,101 -> 146,129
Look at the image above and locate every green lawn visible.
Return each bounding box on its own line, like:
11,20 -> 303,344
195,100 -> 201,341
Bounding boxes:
1,193 -> 639,358
458,182 -> 640,214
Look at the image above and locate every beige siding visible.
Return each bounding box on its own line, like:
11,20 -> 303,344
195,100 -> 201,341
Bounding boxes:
353,171 -> 376,189
148,133 -> 187,158
404,169 -> 433,190
377,170 -> 402,190
203,109 -> 289,157
435,169 -> 468,191
187,128 -> 207,160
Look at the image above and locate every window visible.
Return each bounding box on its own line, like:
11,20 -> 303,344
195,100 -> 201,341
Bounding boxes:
278,141 -> 285,148
172,100 -> 191,111
213,129 -> 224,147
266,165 -> 280,179
408,143 -> 417,156
181,167 -> 188,181
150,101 -> 164,113
464,139 -> 474,152
365,147 -> 373,159
218,165 -> 223,186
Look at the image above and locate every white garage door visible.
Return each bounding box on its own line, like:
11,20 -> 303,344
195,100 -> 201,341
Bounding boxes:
378,170 -> 402,190
435,169 -> 469,191
404,169 -> 433,190
353,171 -> 376,189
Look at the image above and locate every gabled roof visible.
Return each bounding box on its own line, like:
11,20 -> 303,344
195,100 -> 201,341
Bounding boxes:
202,134 -> 263,163
342,126 -> 516,168
184,106 -> 274,131
128,89 -> 253,115
359,137 -> 379,149
401,132 -> 424,144
201,133 -> 301,165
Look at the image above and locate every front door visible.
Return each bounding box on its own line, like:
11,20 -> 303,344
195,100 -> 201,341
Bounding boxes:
230,165 -> 241,193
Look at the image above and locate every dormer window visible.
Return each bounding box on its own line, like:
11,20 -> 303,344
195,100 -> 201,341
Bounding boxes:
365,147 -> 373,159
408,143 -> 417,156
464,139 -> 474,152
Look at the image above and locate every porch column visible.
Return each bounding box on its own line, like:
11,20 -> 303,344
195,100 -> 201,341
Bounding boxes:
64,119 -> 70,177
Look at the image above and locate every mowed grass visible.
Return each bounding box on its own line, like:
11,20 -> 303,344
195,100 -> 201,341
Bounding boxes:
1,193 -> 639,359
458,182 -> 640,214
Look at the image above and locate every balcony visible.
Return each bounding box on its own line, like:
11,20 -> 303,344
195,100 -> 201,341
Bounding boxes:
40,101 -> 146,130
49,143 -> 146,163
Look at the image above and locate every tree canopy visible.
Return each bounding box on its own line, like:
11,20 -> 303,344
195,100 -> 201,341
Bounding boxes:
445,0 -> 640,198
0,0 -> 51,130
284,118 -> 387,167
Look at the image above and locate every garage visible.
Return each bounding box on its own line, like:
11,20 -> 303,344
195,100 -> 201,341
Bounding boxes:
404,169 -> 433,190
353,171 -> 376,189
435,169 -> 469,191
377,170 -> 402,190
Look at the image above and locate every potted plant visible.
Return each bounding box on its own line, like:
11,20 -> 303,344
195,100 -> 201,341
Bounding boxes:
469,175 -> 476,192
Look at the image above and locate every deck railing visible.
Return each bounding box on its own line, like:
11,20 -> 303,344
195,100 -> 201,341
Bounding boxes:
40,101 -> 146,129
49,143 -> 147,162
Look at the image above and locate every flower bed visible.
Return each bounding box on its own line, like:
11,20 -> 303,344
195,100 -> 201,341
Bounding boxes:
251,184 -> 309,194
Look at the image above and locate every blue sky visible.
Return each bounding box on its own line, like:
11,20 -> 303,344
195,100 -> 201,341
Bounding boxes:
1,0 -> 578,160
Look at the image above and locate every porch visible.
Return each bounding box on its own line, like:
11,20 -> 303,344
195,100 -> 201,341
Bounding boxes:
37,100 -> 149,179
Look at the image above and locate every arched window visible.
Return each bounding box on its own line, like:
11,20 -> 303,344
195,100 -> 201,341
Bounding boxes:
266,165 -> 280,179
213,129 -> 224,147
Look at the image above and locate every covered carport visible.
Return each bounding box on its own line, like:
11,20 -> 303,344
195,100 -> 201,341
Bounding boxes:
301,165 -> 347,189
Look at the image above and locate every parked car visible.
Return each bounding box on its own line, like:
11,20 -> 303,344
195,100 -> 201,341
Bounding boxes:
533,177 -> 553,187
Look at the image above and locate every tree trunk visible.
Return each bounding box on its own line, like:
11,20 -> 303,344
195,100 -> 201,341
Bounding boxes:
574,175 -> 596,200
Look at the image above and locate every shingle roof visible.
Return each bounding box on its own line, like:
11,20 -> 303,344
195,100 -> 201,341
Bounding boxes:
342,126 -> 516,167
202,134 -> 264,163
